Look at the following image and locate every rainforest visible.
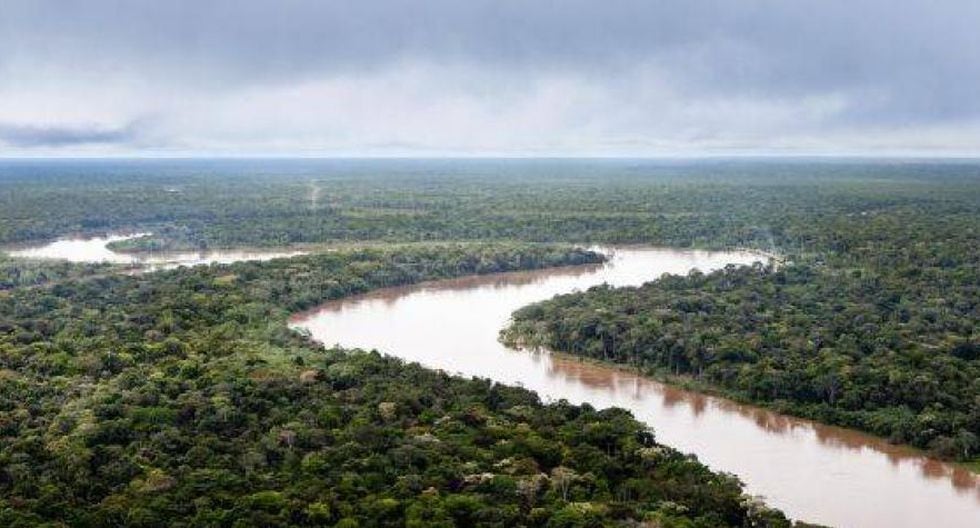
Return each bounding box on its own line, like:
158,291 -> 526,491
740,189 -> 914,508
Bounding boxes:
1,158 -> 978,527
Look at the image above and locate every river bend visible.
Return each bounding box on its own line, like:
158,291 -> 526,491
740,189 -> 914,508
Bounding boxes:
290,247 -> 980,528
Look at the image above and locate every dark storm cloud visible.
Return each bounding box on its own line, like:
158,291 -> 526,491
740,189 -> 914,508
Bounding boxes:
1,1 -> 978,154
0,121 -> 141,147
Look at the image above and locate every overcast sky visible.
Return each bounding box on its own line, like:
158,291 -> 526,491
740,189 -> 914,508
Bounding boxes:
2,1 -> 979,157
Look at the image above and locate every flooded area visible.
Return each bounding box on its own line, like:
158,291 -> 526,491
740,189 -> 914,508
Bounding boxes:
291,247 -> 980,528
3,233 -> 306,270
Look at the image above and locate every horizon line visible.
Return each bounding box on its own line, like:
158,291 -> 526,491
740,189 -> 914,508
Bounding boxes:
2,153 -> 980,162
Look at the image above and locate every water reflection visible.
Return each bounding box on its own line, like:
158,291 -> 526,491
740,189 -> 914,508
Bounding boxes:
3,233 -> 307,270
545,350 -> 979,497
291,247 -> 979,528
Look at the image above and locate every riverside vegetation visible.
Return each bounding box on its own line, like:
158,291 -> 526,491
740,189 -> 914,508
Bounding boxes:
1,158 -> 976,524
0,244 -> 811,527
500,171 -> 979,463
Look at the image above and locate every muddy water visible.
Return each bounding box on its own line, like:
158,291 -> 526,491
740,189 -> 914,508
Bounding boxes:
3,233 -> 306,270
290,247 -> 980,528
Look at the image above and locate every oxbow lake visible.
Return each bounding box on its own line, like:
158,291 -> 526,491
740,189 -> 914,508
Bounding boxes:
3,233 -> 306,271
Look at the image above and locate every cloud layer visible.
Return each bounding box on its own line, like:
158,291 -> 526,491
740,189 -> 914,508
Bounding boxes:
1,1 -> 978,155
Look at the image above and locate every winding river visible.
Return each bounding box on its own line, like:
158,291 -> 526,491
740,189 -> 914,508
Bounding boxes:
6,237 -> 977,526
290,247 -> 980,528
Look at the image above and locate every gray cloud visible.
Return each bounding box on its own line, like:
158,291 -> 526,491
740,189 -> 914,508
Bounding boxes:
1,1 -> 978,154
0,121 -> 142,147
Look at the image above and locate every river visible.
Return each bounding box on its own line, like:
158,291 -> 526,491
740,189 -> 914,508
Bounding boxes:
290,247 -> 980,528
3,233 -> 306,270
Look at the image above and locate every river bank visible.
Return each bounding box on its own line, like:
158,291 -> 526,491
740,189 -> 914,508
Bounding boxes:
291,247 -> 980,528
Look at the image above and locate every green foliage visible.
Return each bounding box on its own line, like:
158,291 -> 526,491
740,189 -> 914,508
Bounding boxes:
0,244 -> 794,526
0,256 -> 114,291
2,158 -> 974,524
506,203 -> 980,460
3,159 -> 977,253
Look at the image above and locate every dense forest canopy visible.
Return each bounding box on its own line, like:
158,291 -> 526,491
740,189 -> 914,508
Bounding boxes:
0,244 -> 809,527
1,158 -> 976,525
2,159 -> 978,253
504,260 -> 979,460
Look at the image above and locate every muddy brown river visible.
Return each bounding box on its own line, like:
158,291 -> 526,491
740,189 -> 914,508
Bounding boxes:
290,247 -> 980,528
